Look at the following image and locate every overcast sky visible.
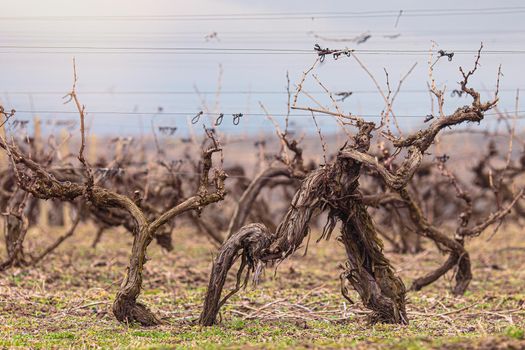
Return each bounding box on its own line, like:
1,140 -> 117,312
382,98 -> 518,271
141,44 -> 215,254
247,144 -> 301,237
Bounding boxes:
1,0 -> 524,135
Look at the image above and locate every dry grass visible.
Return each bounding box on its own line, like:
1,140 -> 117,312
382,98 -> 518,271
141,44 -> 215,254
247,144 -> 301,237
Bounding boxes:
0,222 -> 524,349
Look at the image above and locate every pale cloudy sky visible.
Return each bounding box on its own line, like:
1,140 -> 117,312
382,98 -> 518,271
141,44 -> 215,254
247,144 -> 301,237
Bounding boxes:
0,0 -> 523,135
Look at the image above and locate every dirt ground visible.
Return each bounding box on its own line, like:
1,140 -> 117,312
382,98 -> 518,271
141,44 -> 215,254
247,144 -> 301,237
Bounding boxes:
0,222 -> 524,349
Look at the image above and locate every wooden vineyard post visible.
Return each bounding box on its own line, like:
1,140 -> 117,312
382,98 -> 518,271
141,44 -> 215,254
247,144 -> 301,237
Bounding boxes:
89,134 -> 97,163
34,117 -> 50,228
60,128 -> 72,227
33,117 -> 43,156
115,137 -> 123,161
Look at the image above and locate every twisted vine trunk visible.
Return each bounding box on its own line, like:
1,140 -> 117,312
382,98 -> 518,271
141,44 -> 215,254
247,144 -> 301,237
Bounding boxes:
199,168 -> 326,326
0,177 -> 27,270
199,122 -> 408,326
339,206 -> 407,324
330,155 -> 408,324
199,223 -> 271,326
0,134 -> 226,325
113,225 -> 160,326
3,215 -> 26,268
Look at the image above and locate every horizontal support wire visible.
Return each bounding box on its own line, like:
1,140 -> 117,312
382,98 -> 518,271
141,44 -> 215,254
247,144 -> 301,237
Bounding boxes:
9,110 -> 525,118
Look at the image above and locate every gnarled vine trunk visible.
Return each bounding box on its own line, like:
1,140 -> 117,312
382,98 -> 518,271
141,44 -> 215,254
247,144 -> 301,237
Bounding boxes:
199,122 -> 408,326
3,215 -> 26,268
